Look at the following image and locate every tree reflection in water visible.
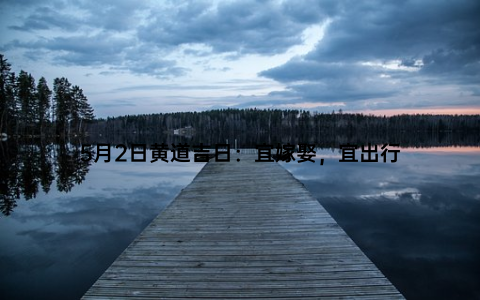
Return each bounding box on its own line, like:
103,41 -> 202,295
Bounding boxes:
2,129 -> 479,216
0,141 -> 94,216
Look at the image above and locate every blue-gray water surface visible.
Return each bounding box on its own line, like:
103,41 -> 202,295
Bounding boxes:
281,147 -> 480,300
0,146 -> 206,299
1,145 -> 480,299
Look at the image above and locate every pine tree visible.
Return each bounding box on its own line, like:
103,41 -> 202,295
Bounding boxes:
77,88 -> 94,134
16,71 -> 36,135
5,73 -> 17,135
70,85 -> 82,135
0,54 -> 15,135
1,54 -> 95,137
70,85 -> 93,134
53,77 -> 72,136
36,77 -> 52,135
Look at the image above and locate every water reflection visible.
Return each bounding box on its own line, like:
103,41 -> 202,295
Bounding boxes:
281,148 -> 480,300
0,142 -> 93,216
0,144 -> 206,299
85,130 -> 480,149
1,141 -> 480,299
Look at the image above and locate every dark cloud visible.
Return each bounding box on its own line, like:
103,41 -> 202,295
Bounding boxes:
260,59 -> 381,82
12,33 -> 131,66
137,0 -> 327,55
285,82 -> 398,102
8,6 -> 81,32
182,48 -> 212,57
6,33 -> 187,78
421,47 -> 480,83
2,0 -> 181,78
119,60 -> 189,78
22,49 -> 51,61
281,0 -> 338,24
113,84 -> 232,92
2,0 -> 479,108
0,0 -> 51,6
306,0 -> 480,63
260,0 -> 480,106
76,0 -> 149,32
260,59 -> 402,102
5,0 -> 147,33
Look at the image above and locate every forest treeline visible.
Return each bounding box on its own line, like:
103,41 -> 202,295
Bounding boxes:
2,53 -> 478,142
88,108 -> 480,137
0,54 -> 94,137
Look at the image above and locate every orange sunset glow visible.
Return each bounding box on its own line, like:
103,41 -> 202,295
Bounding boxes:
360,107 -> 480,116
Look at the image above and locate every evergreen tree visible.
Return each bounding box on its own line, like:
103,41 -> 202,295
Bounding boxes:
16,71 -> 36,135
53,77 -> 72,136
5,73 -> 17,135
69,85 -> 94,135
70,85 -> 82,135
36,77 -> 52,135
1,53 -> 95,137
76,87 -> 94,133
0,54 -> 14,135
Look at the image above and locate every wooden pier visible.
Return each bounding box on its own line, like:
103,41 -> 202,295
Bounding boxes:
83,154 -> 404,299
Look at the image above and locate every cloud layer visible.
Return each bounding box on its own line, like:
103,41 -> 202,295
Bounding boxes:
1,0 -> 479,115
260,0 -> 480,109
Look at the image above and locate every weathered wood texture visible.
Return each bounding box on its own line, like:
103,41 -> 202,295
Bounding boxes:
83,155 -> 404,299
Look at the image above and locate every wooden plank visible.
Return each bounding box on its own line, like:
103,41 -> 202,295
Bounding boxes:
83,154 -> 404,299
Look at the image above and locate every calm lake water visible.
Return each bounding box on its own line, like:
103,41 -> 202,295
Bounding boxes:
1,143 -> 479,299
0,145 -> 206,299
281,147 -> 480,300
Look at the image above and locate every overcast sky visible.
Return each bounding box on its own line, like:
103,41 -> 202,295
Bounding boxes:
1,0 -> 479,118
